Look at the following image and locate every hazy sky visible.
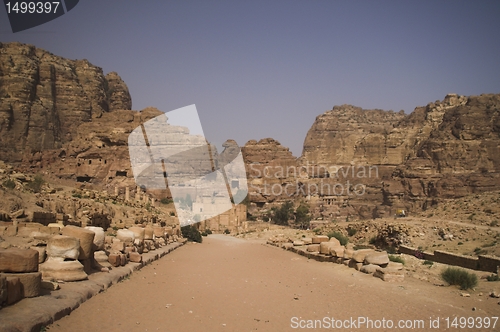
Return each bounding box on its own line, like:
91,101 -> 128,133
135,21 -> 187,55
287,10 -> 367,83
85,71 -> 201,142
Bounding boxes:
1,1 -> 499,156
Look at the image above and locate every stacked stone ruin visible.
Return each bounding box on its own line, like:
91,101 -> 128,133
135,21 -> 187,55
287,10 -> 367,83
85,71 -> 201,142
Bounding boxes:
267,235 -> 404,282
0,221 -> 183,308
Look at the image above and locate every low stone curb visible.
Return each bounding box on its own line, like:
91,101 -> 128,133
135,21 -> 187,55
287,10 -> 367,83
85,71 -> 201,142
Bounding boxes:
0,241 -> 186,332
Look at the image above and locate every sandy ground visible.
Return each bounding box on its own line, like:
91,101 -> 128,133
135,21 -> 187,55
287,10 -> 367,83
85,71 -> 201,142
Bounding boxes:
46,235 -> 500,332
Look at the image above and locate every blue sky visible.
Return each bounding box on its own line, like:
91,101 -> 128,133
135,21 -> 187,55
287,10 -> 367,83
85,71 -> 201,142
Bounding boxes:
1,1 -> 499,156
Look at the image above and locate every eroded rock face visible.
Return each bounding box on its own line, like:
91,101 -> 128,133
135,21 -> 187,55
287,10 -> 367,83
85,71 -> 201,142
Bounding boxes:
243,93 -> 499,219
0,42 -> 132,162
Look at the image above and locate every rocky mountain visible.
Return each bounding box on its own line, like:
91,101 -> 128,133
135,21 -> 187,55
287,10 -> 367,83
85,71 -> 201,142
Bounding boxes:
1,42 -> 498,219
0,42 -> 131,162
245,93 -> 500,219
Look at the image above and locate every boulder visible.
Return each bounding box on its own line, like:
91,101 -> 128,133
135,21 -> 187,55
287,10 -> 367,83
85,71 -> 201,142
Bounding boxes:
364,251 -> 390,266
39,259 -> 88,282
1,272 -> 41,297
352,249 -> 375,263
387,262 -> 404,270
62,225 -> 95,260
84,226 -> 105,250
46,235 -> 80,261
0,248 -> 39,273
293,240 -> 305,246
302,237 -> 312,245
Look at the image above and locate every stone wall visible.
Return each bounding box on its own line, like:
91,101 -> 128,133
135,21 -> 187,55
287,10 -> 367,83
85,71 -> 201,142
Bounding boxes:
398,245 -> 500,273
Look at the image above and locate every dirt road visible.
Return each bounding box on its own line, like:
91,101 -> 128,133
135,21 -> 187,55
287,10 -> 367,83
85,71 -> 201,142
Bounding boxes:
46,235 -> 499,331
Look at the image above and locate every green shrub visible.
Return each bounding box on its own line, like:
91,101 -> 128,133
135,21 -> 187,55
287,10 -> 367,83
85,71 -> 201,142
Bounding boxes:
441,267 -> 478,290
223,229 -> 230,234
313,228 -> 322,235
72,192 -> 82,198
388,255 -> 405,265
201,231 -> 208,237
169,211 -> 175,216
486,274 -> 500,282
347,228 -> 357,237
423,260 -> 434,266
205,229 -> 212,235
181,225 -> 202,243
160,197 -> 173,205
26,174 -> 45,193
2,179 -> 16,189
327,232 -> 348,246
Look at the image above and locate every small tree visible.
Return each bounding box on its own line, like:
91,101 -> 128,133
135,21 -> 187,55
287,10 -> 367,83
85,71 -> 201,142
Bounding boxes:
27,174 -> 45,193
181,225 -> 202,243
295,203 -> 311,229
271,201 -> 293,226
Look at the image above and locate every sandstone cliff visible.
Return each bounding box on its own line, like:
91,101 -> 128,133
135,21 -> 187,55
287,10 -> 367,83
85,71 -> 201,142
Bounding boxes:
0,42 -> 131,162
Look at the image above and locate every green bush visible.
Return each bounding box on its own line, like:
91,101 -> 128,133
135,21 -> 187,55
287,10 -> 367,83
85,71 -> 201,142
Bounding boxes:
347,228 -> 357,237
388,255 -> 405,265
205,229 -> 212,235
223,229 -> 230,234
423,260 -> 434,266
160,197 -> 173,205
181,225 -> 202,243
2,179 -> 16,189
441,267 -> 478,290
486,274 -> 500,282
327,231 -> 348,246
26,174 -> 45,193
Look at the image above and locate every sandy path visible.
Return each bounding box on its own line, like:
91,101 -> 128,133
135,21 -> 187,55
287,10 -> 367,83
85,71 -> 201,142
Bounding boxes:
46,235 -> 499,332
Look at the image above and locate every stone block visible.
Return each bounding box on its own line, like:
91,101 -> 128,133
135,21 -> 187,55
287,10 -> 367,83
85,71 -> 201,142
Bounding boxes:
360,264 -> 379,274
387,262 -> 404,270
0,248 -> 39,273
129,252 -> 142,263
5,276 -> 22,305
302,237 -> 312,245
328,237 -> 341,246
6,225 -> 17,237
41,280 -> 60,291
108,254 -> 121,267
343,248 -> 354,259
352,249 -> 375,263
129,227 -> 145,245
84,226 -> 105,251
120,253 -> 127,266
330,246 -> 345,257
0,275 -> 6,304
1,272 -> 41,297
116,229 -> 135,244
374,267 -> 405,282
39,259 -> 88,282
62,225 -> 95,260
144,226 -> 154,240
311,235 -> 329,244
364,251 -> 390,266
307,244 -> 320,252
319,242 -> 340,255
153,226 -> 164,238
293,240 -> 305,246
46,235 -> 80,260
30,246 -> 46,264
